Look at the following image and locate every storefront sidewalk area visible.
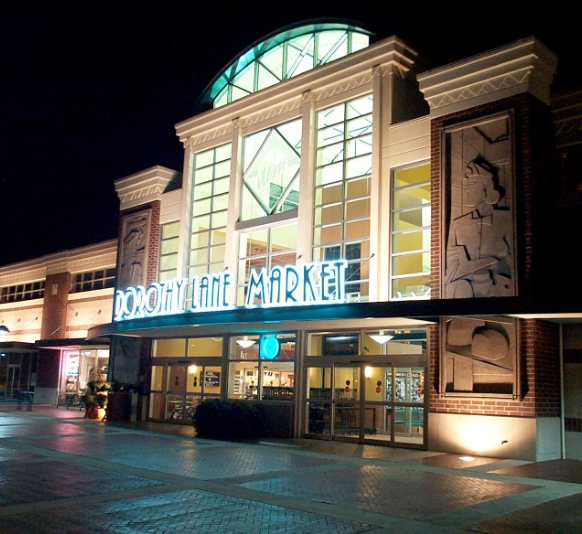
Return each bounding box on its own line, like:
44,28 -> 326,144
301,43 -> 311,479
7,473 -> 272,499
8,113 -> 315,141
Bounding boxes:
0,406 -> 581,533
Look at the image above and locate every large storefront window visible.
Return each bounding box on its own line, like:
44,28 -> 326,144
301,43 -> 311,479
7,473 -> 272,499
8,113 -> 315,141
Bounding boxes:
391,163 -> 431,300
59,349 -> 108,399
188,144 -> 232,284
313,95 -> 373,301
0,348 -> 37,398
305,328 -> 427,446
150,337 -> 223,423
237,223 -> 297,305
240,119 -> 301,221
228,334 -> 295,401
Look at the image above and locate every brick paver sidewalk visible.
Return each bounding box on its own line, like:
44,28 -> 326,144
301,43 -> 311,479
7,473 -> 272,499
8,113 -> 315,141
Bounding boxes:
0,407 -> 581,533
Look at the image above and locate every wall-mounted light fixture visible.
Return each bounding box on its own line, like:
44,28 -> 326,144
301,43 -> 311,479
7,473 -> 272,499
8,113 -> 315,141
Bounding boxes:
0,325 -> 9,336
364,366 -> 372,379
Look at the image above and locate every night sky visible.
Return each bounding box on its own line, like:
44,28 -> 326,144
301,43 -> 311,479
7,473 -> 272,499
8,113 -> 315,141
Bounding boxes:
1,1 -> 579,267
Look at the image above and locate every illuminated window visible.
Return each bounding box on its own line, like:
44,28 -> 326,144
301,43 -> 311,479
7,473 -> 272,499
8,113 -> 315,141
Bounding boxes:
391,163 -> 431,300
237,223 -> 297,305
205,24 -> 372,108
188,144 -> 232,280
240,119 -> 301,221
227,333 -> 296,401
159,222 -> 180,281
313,94 -> 373,300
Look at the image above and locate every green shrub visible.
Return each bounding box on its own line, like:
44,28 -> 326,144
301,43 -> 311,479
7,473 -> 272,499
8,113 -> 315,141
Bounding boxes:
193,399 -> 267,440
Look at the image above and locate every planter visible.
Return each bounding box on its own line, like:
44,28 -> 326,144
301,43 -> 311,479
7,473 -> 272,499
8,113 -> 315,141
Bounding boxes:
85,406 -> 106,420
106,392 -> 132,421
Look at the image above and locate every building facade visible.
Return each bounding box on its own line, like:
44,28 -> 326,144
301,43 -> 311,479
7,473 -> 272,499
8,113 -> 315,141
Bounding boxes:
0,241 -> 116,405
3,21 -> 582,461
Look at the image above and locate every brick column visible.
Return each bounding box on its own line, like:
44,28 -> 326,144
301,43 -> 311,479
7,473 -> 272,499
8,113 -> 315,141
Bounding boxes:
40,272 -> 71,339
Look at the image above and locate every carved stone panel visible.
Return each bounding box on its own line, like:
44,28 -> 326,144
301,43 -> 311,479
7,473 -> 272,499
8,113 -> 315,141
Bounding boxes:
443,113 -> 516,298
440,316 -> 519,397
118,209 -> 151,290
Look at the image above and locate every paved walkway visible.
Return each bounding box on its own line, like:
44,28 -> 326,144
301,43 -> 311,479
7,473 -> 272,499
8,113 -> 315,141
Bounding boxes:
0,405 -> 581,533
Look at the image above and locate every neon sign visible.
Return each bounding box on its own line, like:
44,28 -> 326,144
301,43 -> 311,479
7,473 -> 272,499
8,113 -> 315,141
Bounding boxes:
113,260 -> 347,322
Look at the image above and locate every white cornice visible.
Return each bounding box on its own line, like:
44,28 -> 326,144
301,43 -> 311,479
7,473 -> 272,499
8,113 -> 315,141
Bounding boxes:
115,166 -> 181,210
552,90 -> 582,148
176,36 -> 418,142
418,37 -> 558,118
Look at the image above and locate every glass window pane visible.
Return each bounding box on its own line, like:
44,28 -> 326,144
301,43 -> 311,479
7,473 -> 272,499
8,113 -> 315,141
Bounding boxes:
190,249 -> 209,266
191,215 -> 210,232
393,231 -> 429,254
194,182 -> 212,199
161,237 -> 179,255
392,252 -> 430,276
393,164 -> 430,188
392,275 -> 431,299
214,160 -> 231,179
193,198 -> 211,216
187,337 -> 223,357
345,198 -> 370,220
213,177 -> 229,195
346,177 -> 370,199
319,162 -> 344,185
345,219 -> 370,239
154,339 -> 186,357
392,207 -> 430,231
162,222 -> 180,239
195,150 -> 213,169
210,245 -> 225,264
215,144 -> 231,162
212,194 -> 229,212
191,231 -> 209,249
211,211 -> 228,228
211,229 -> 226,246
317,104 -> 344,129
316,183 -> 343,205
346,155 -> 371,179
318,224 -> 342,244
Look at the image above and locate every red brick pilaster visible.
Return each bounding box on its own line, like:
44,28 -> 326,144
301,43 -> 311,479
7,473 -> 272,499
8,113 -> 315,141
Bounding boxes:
40,272 -> 71,339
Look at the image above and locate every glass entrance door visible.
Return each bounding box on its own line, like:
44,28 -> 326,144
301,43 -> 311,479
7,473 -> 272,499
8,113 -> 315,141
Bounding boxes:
306,363 -> 426,446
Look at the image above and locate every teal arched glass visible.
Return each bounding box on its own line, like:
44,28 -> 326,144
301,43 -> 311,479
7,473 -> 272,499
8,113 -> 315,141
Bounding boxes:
200,21 -> 374,109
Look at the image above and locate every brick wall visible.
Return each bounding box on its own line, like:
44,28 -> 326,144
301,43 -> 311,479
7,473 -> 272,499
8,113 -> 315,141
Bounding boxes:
430,319 -> 560,418
40,272 -> 72,339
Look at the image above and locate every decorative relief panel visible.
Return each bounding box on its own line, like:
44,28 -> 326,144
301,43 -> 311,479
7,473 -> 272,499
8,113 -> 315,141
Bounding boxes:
440,316 -> 519,397
118,210 -> 151,290
443,113 -> 517,298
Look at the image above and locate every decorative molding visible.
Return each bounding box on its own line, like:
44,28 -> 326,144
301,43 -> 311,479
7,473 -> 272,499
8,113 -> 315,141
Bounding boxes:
68,252 -> 117,272
428,71 -> 530,110
418,37 -> 557,118
187,122 -> 234,149
0,267 -> 46,286
176,36 -> 419,141
552,90 -> 582,148
314,70 -> 374,102
115,166 -> 179,210
240,97 -> 302,129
